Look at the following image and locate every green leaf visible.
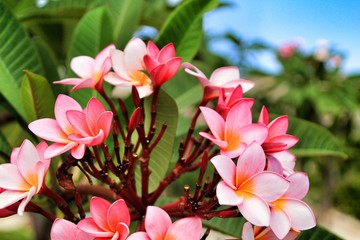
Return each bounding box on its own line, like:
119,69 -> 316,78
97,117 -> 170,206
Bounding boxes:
136,90 -> 179,193
0,2 -> 44,120
288,117 -> 348,159
20,71 -> 56,123
67,6 -> 113,106
0,131 -> 12,160
106,0 -> 143,49
297,226 -> 342,239
155,0 -> 218,61
203,217 -> 246,237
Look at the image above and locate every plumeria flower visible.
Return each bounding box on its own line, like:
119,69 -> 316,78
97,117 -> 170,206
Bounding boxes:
216,85 -> 254,119
183,62 -> 254,102
269,172 -> 316,239
258,106 -> 298,175
29,94 -> 113,159
55,44 -> 115,91
242,222 -> 300,240
51,218 -> 92,240
200,101 -> 268,158
127,206 -> 202,240
0,140 -> 50,215
77,197 -> 130,240
143,41 -> 182,87
211,142 -> 290,226
105,38 -> 153,98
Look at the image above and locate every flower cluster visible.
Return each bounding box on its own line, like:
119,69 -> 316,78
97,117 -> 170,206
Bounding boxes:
0,38 -> 316,240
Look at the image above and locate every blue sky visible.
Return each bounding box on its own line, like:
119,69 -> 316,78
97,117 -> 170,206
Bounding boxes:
204,0 -> 360,74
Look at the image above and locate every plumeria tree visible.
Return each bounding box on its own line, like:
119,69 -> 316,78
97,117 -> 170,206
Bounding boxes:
0,0 -> 346,239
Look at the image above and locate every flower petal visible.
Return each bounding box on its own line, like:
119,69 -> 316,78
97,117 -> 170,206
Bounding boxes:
216,181 -> 243,206
200,107 -> 225,140
28,119 -> 68,143
0,190 -> 28,210
238,124 -> 268,146
70,144 -> 86,159
55,94 -> 82,135
145,206 -> 172,240
71,56 -> 95,78
17,140 -> 41,184
199,132 -> 228,149
242,172 -> 289,203
44,142 -> 77,159
236,142 -> 266,186
165,217 -> 202,240
18,186 -> 37,215
0,164 -> 30,190
94,44 -> 115,72
285,172 -> 309,199
238,192 -> 270,226
158,43 -> 176,62
270,207 -> 291,239
211,155 -> 236,188
268,116 -> 289,137
241,222 -> 255,240
115,222 -> 129,240
50,219 -> 78,240
107,199 -> 130,232
127,232 -> 151,240
66,110 -> 91,136
124,38 -> 147,72
182,62 -> 209,87
77,218 -> 113,237
209,66 -> 240,86
90,197 -> 112,232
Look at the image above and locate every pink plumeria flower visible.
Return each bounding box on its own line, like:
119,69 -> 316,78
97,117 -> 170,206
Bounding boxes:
183,62 -> 254,102
29,95 -> 113,159
258,106 -> 298,175
216,85 -> 254,119
77,197 -> 130,240
51,219 -> 93,240
127,206 -> 202,240
105,38 -> 153,98
269,172 -> 316,239
200,101 -> 268,158
0,140 -> 50,215
55,44 -> 115,91
211,142 -> 290,226
242,222 -> 300,240
143,41 -> 182,87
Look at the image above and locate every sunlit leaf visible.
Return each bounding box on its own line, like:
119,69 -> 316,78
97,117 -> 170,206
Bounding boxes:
0,2 -> 44,120
297,226 -> 342,240
20,71 -> 55,123
156,0 -> 218,61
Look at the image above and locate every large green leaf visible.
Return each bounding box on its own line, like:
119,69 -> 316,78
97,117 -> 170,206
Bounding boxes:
0,131 -> 12,161
0,2 -> 44,120
135,90 -> 179,193
155,0 -> 218,62
20,71 -> 55,123
288,117 -> 348,159
297,226 -> 342,239
204,217 -> 246,237
106,0 -> 143,49
67,6 -> 114,106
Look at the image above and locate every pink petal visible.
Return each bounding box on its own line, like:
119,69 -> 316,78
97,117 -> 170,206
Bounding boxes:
270,207 -> 291,239
110,50 -> 131,79
124,38 -> 147,72
182,62 -> 209,87
0,190 -> 28,209
238,79 -> 255,93
115,222 -> 130,240
209,66 -> 240,85
90,197 -> 112,232
241,222 -> 255,240
17,140 -> 41,185
147,41 -> 160,58
66,110 -> 91,136
163,57 -> 182,79
70,144 -> 86,159
50,219 -> 78,240
136,85 -> 154,99
278,198 -> 316,230
216,181 -> 243,206
242,172 -> 289,203
158,43 -> 176,62
266,155 -> 284,175
199,132 -> 228,149
35,162 -> 46,190
72,78 -> 98,91
28,119 -> 68,143
85,98 -> 107,131
71,56 -> 95,79
107,199 -> 130,232
55,95 -> 82,135
96,111 -> 113,139
94,44 -> 115,72
165,217 -> 202,240
77,218 -> 113,237
220,142 -> 247,159
143,55 -> 159,72
127,232 -> 151,240
267,135 -> 299,151
238,124 -> 268,145
36,141 -> 50,163
44,142 -> 77,159
10,147 -> 20,164
18,186 -> 37,215
145,206 -> 172,240
0,164 -> 30,190
258,106 -> 269,125
149,64 -> 167,86
53,78 -> 84,86
105,72 -> 132,86
235,142 -> 266,186
226,101 -> 252,130
285,172 -> 309,199
238,192 -> 270,226
68,134 -> 97,145
211,155 -> 236,188
268,116 -> 289,137
200,107 -> 225,140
